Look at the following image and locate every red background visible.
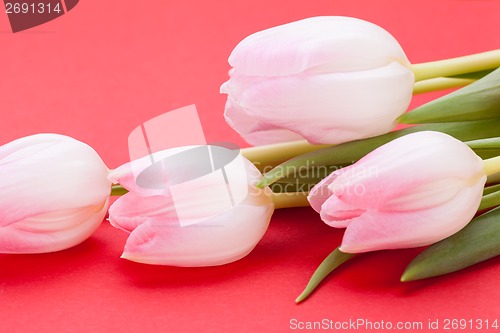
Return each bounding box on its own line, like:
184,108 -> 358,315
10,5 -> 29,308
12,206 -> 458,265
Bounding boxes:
0,1 -> 499,332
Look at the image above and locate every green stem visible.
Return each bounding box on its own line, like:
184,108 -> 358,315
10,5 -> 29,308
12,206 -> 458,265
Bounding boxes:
412,77 -> 475,95
241,140 -> 331,172
111,183 -> 310,209
411,49 -> 500,82
483,155 -> 500,176
271,191 -> 310,209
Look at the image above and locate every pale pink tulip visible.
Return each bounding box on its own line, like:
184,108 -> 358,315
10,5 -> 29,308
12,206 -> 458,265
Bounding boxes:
0,134 -> 111,253
307,131 -> 486,253
108,146 -> 274,266
221,16 -> 414,145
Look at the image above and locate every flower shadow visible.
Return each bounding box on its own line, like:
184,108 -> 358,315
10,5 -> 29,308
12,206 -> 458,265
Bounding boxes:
117,253 -> 262,288
0,236 -> 107,286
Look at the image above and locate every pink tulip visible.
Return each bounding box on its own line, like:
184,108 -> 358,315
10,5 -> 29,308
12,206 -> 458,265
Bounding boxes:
108,146 -> 274,266
0,134 -> 111,253
307,131 -> 486,253
221,16 -> 414,145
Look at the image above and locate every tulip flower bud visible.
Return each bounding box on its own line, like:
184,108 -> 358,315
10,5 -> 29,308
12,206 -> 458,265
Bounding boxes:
307,131 -> 486,253
221,16 -> 414,145
108,145 -> 274,266
0,134 -> 111,253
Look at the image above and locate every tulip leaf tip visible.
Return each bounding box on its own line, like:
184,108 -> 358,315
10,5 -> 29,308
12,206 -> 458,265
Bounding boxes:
294,247 -> 356,304
399,265 -> 431,282
399,272 -> 412,282
295,292 -> 308,304
400,260 -> 433,282
400,206 -> 500,283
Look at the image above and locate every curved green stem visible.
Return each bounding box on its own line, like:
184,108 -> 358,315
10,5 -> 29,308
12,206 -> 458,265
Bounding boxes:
111,183 -> 310,209
411,49 -> 500,82
271,191 -> 310,209
412,77 -> 475,94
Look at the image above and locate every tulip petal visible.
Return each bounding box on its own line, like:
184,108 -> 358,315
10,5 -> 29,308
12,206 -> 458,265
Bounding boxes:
120,200 -> 274,266
229,16 -> 409,77
0,134 -> 111,227
224,62 -> 413,145
108,148 -> 184,196
307,172 -> 338,213
327,132 -> 485,210
108,192 -> 177,233
339,180 -> 485,253
0,198 -> 108,253
223,97 -> 305,145
320,194 -> 365,228
0,133 -> 62,160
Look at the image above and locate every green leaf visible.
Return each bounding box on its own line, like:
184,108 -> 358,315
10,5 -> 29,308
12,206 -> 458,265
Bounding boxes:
257,118 -> 500,188
295,248 -> 356,303
466,137 -> 500,150
401,206 -> 500,281
479,189 -> 500,211
398,67 -> 500,124
269,165 -> 339,193
466,137 -> 500,159
484,183 -> 500,195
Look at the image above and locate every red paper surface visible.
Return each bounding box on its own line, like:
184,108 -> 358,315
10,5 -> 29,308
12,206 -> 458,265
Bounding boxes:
0,1 -> 499,332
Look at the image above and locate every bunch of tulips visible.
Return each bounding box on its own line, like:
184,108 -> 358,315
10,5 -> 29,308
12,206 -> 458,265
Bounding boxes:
1,16 -> 499,302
